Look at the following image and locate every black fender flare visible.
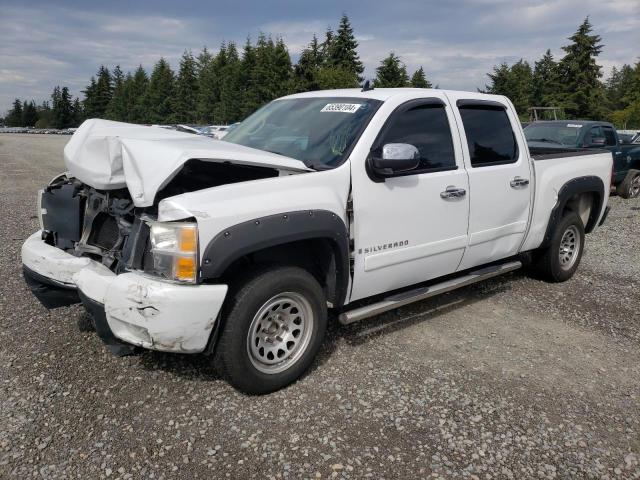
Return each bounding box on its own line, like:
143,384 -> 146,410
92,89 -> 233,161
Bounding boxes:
200,210 -> 350,307
541,176 -> 605,248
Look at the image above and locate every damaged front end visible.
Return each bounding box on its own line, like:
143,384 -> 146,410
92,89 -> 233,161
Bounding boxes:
38,174 -> 142,272
22,172 -> 228,355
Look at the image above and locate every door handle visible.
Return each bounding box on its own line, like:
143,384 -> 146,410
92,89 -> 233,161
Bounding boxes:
440,186 -> 466,199
510,177 -> 530,188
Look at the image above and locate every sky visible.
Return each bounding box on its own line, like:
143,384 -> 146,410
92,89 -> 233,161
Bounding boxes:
1,0 -> 639,115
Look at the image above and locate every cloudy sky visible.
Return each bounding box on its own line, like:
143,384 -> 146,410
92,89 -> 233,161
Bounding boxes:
1,0 -> 638,115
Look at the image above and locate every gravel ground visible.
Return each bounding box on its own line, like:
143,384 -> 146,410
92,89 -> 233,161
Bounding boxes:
1,133 -> 639,479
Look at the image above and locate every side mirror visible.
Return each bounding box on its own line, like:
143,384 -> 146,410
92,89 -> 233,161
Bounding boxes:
586,137 -> 606,148
370,143 -> 420,177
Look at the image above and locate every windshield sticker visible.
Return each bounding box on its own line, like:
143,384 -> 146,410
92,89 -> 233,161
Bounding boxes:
321,103 -> 363,113
566,124 -> 583,128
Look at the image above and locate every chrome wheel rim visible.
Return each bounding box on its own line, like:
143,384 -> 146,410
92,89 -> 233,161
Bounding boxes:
630,175 -> 640,198
247,292 -> 314,374
559,225 -> 580,270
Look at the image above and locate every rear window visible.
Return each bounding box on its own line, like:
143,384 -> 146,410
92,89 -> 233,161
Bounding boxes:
459,106 -> 518,167
524,123 -> 581,147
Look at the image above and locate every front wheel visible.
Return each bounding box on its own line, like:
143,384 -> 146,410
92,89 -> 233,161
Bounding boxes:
214,266 -> 327,394
531,211 -> 585,282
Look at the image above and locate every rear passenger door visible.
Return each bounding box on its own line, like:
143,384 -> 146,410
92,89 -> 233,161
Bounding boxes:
448,96 -> 532,271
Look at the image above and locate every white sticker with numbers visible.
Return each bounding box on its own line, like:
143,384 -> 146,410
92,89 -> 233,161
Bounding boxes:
320,103 -> 362,113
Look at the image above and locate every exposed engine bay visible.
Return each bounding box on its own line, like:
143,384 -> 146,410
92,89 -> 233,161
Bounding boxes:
40,174 -> 140,271
39,160 -> 283,272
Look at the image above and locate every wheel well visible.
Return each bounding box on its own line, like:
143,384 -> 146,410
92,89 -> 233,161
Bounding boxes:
214,238 -> 346,308
563,192 -> 594,229
541,176 -> 605,248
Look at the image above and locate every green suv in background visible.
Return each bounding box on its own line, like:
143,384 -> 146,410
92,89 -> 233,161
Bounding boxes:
525,120 -> 640,199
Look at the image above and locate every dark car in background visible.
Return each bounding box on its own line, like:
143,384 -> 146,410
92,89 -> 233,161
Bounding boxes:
524,120 -> 640,198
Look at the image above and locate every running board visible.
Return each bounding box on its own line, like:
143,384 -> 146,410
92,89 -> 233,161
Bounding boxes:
338,260 -> 522,325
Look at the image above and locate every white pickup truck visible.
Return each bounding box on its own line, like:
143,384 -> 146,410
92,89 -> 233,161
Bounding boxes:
22,88 -> 612,394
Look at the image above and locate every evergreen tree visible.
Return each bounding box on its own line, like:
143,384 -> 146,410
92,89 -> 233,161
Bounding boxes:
198,43 -> 225,123
217,42 -> 243,123
273,37 -> 293,97
485,59 -> 533,116
52,86 -> 74,128
610,61 -> 640,128
320,27 -> 334,62
410,67 -> 432,88
35,101 -> 53,128
21,100 -> 38,126
141,58 -> 176,124
72,98 -> 83,126
6,99 -> 23,126
327,15 -> 364,82
605,64 -> 636,112
294,35 -> 323,92
239,38 -> 258,118
373,53 -> 409,88
508,59 -> 534,115
558,17 -> 605,119
128,66 -> 149,123
105,65 -> 127,121
532,49 -> 561,107
174,51 -> 199,123
83,66 -> 113,118
82,77 -> 98,118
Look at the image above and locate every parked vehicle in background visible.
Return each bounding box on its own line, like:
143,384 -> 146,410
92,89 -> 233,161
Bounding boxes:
618,132 -> 640,144
21,89 -> 612,394
524,120 -> 640,198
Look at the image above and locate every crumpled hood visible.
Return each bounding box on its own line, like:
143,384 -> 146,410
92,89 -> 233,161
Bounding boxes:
64,119 -> 311,207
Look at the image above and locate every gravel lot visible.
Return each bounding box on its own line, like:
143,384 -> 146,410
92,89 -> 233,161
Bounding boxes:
1,133 -> 639,479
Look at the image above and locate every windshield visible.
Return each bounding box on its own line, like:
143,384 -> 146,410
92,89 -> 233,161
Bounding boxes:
223,97 -> 382,168
524,123 -> 582,146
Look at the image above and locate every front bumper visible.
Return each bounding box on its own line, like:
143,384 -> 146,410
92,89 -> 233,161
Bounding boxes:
21,231 -> 228,354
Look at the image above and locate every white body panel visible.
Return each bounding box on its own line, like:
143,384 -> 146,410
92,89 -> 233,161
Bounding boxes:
64,119 -> 310,207
157,164 -> 351,267
521,151 -> 612,251
23,88 -> 613,355
348,91 -> 470,301
23,232 -> 227,353
446,92 -> 533,271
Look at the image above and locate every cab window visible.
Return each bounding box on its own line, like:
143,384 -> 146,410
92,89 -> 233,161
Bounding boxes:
376,103 -> 456,172
458,106 -> 518,167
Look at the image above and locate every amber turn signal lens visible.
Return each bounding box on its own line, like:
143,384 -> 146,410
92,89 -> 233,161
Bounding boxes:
179,226 -> 197,253
175,255 -> 196,282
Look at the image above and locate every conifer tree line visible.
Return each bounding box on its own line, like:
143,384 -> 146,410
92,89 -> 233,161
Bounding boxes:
484,17 -> 640,127
3,15 -> 430,129
4,15 -> 639,129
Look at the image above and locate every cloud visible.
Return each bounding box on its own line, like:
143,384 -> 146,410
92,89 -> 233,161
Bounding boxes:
1,0 -> 638,115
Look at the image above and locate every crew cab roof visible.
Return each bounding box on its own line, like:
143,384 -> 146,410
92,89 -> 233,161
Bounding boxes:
280,88 -> 510,104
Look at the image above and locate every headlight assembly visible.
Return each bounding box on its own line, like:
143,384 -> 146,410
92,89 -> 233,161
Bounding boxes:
147,221 -> 198,283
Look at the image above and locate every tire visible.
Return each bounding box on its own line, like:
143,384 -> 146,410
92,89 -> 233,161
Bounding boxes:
214,266 -> 327,394
616,170 -> 640,199
531,211 -> 585,282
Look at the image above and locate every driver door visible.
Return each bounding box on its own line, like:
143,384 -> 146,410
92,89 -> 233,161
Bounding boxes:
349,96 -> 470,302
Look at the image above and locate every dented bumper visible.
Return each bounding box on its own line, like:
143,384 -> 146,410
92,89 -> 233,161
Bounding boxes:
21,231 -> 228,354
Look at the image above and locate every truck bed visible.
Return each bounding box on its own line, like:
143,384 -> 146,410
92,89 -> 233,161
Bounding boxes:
521,149 -> 613,252
530,146 -> 607,160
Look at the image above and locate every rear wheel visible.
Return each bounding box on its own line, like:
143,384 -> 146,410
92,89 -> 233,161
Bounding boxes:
617,170 -> 640,199
531,211 -> 585,282
215,266 -> 327,394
